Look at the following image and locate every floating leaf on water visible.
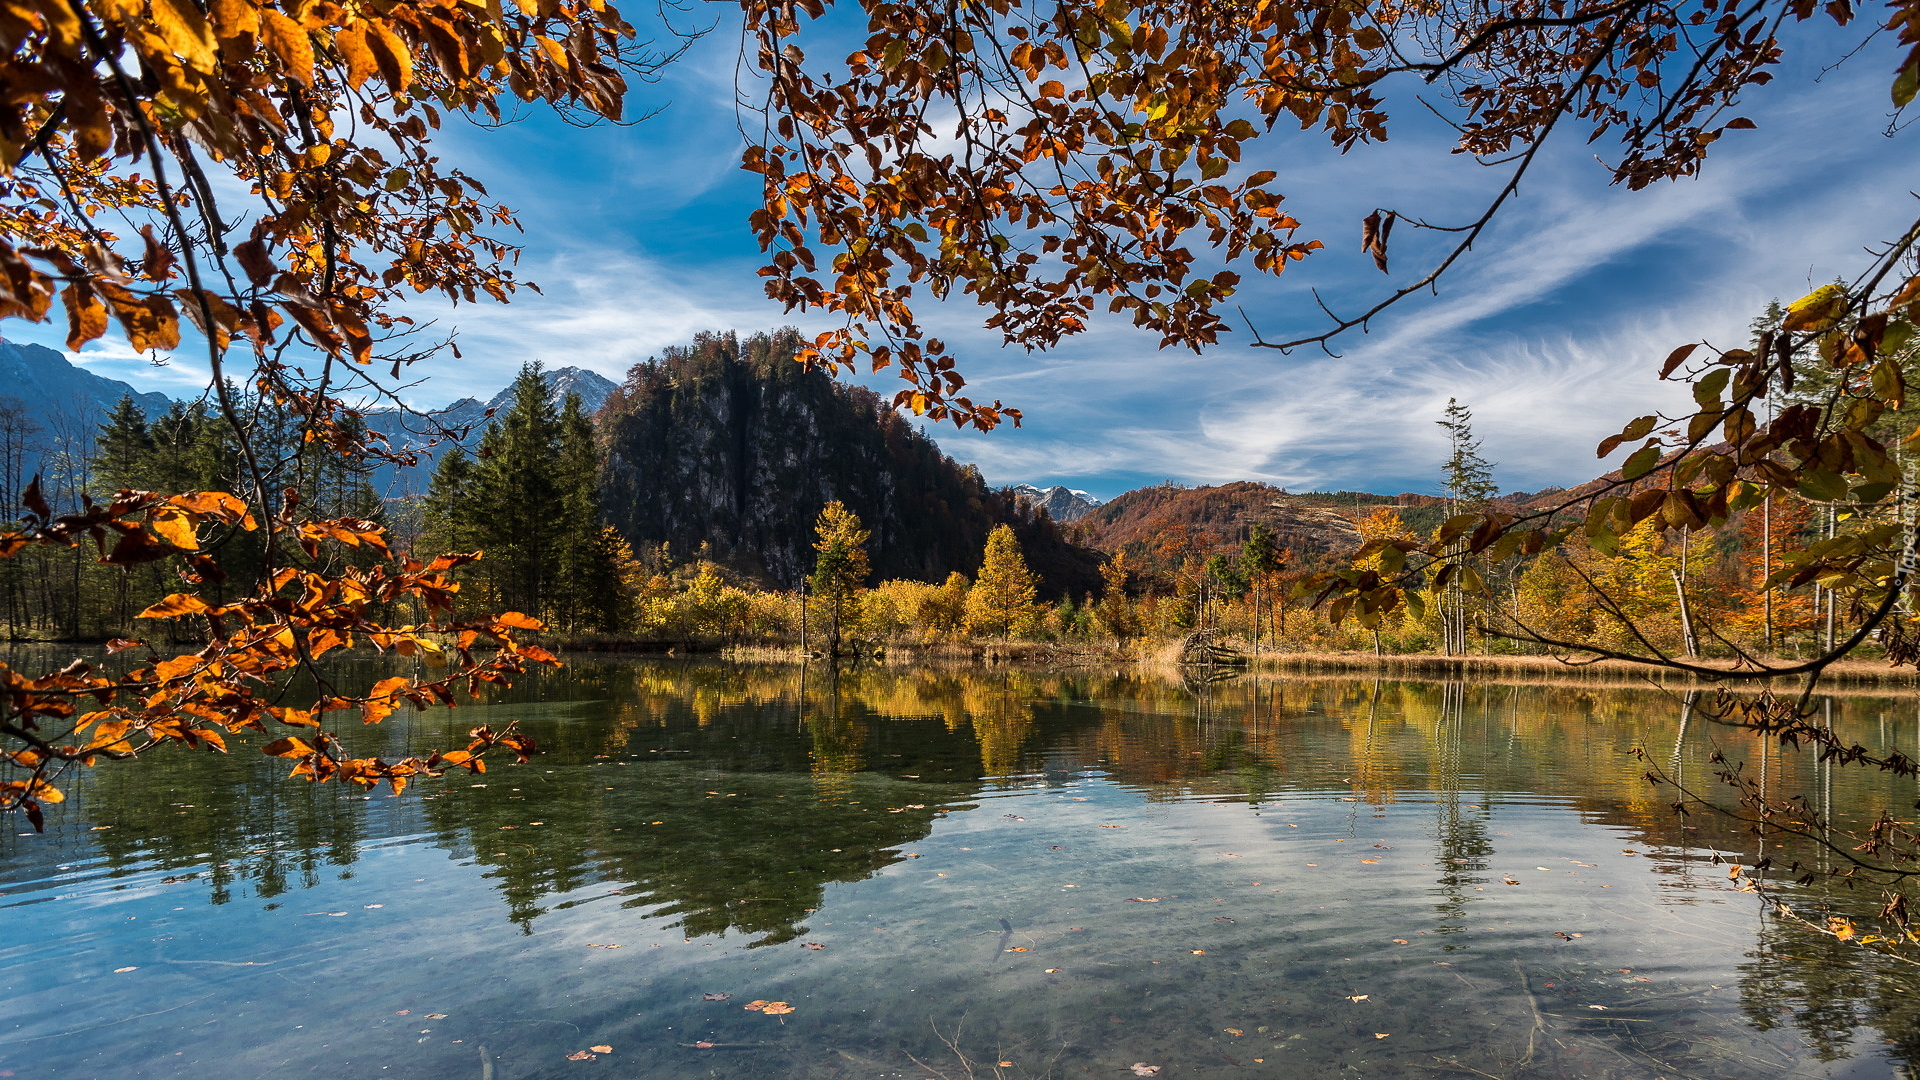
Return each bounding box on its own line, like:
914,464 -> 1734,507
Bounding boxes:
425,1014 -> 448,1019
999,1062 -> 1014,1068
702,993 -> 731,1001
590,1045 -> 612,1053
1360,859 -> 1380,864
396,1010 -> 411,1015
760,1002 -> 795,1015
1045,968 -> 1061,973
1374,1033 -> 1390,1040
1347,995 -> 1369,1002
802,943 -> 825,950
565,1050 -> 596,1061
1130,1065 -> 1161,1077
1126,897 -> 1161,903
743,1001 -> 770,1011
114,966 -> 137,973
1190,949 -> 1206,955
1391,939 -> 1408,944
694,1041 -> 715,1048
1224,1028 -> 1244,1036
1503,878 -> 1521,886
1215,917 -> 1235,923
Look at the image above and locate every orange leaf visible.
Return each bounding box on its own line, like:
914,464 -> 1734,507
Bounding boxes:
260,9 -> 315,86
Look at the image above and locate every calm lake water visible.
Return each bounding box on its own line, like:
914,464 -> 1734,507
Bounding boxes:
4,657 -> 1920,1079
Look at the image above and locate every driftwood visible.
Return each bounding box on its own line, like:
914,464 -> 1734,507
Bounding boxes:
1177,628 -> 1247,668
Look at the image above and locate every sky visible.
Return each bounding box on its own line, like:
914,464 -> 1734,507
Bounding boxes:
11,14 -> 1918,501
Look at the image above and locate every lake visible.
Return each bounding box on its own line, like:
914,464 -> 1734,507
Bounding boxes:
3,657 -> 1918,1079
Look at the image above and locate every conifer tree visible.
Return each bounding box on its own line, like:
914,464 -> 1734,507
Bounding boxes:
1436,398 -> 1497,655
966,524 -> 1039,639
1239,523 -> 1282,651
94,395 -> 154,494
551,392 -> 619,632
810,501 -> 871,657
471,363 -> 566,617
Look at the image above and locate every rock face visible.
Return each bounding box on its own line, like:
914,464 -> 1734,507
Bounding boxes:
597,330 -> 1101,594
1009,483 -> 1103,523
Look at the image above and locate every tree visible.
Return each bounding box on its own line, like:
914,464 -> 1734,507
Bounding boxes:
1434,400 -> 1496,655
0,0 -> 686,824
809,501 -> 871,658
966,525 -> 1040,639
92,396 -> 153,495
1093,550 -> 1138,644
738,0 -> 1883,427
1238,523 -> 1282,652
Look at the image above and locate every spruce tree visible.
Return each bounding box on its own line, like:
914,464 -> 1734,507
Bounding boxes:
551,392 -> 617,632
470,363 -> 565,618
94,395 -> 154,494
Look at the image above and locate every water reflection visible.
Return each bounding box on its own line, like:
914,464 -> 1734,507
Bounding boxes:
5,659 -> 1920,1077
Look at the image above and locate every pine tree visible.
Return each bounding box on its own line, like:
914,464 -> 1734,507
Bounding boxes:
93,395 -> 153,494
809,500 -> 871,657
1238,523 -> 1282,651
470,363 -> 565,618
550,392 -> 619,631
966,524 -> 1039,639
1436,398 -> 1496,655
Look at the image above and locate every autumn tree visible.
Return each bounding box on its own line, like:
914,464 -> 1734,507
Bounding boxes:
809,501 -> 871,658
1093,550 -> 1137,644
0,0 -> 680,818
966,525 -> 1040,639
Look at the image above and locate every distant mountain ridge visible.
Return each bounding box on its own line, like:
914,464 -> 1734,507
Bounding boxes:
1009,483 -> 1103,523
0,341 -> 175,496
362,365 -> 618,494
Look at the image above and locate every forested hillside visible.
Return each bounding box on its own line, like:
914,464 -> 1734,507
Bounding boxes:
596,330 -> 1099,596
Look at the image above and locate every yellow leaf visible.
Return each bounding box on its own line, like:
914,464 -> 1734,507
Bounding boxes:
260,9 -> 315,86
148,507 -> 198,550
336,23 -> 378,90
139,594 -> 211,619
150,0 -> 218,72
1784,284 -> 1848,333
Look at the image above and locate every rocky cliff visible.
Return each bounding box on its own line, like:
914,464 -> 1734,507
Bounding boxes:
597,330 -> 1100,596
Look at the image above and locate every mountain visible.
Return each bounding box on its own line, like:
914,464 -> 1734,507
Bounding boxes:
1009,483 -> 1103,523
1074,481 -> 1455,572
363,365 -> 618,495
596,330 -> 1102,596
0,340 -> 176,498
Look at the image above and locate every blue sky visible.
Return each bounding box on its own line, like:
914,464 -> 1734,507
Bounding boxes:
13,15 -> 1917,500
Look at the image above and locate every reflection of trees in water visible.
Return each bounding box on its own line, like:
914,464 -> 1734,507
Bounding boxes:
39,658 -> 1920,1058
1422,681 -> 1495,938
1739,908 -> 1920,1070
